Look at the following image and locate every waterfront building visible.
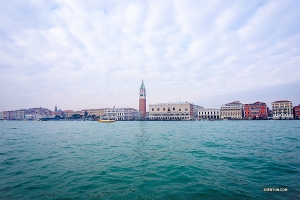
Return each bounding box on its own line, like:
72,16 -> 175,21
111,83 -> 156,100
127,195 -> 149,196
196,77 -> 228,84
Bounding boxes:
267,108 -> 273,119
24,113 -> 43,120
198,108 -> 220,120
149,102 -> 203,120
103,108 -> 142,121
220,101 -> 243,120
73,110 -> 85,116
15,110 -> 25,120
0,110 -> 25,120
86,109 -> 105,118
272,100 -> 293,119
1,111 -> 12,120
293,105 -> 300,119
62,110 -> 75,118
26,107 -> 53,118
243,102 -> 268,120
139,79 -> 146,119
0,111 -> 9,120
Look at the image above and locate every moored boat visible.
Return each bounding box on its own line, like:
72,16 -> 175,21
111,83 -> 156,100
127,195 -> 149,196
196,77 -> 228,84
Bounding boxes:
98,118 -> 115,123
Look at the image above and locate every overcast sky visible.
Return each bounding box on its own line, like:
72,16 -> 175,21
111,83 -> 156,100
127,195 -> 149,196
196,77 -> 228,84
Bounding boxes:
1,0 -> 300,111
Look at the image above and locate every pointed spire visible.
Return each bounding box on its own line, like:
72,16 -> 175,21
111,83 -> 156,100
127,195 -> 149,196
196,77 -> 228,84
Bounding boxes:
140,79 -> 145,89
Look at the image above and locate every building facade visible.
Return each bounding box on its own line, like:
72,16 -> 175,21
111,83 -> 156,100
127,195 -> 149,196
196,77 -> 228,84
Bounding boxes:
0,110 -> 25,120
272,100 -> 293,119
149,102 -> 202,120
86,109 -> 105,117
293,105 -> 300,119
198,108 -> 220,120
103,108 -> 142,121
220,101 -> 243,120
243,102 -> 268,120
139,80 -> 146,119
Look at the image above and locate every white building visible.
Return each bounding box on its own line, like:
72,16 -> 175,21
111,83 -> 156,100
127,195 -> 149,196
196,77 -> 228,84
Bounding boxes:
149,102 -> 203,120
198,108 -> 220,120
25,113 -> 43,120
103,108 -> 142,121
220,101 -> 243,120
272,100 -> 293,119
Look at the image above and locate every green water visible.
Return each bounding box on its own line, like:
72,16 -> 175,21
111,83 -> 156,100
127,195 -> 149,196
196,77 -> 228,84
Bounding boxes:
0,120 -> 299,199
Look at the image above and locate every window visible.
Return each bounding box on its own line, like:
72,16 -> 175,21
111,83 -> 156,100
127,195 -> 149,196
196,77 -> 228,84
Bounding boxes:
152,108 -> 154,111
173,107 -> 175,111
163,108 -> 165,111
179,108 -> 181,111
185,108 -> 188,111
168,108 -> 170,111
157,108 -> 160,111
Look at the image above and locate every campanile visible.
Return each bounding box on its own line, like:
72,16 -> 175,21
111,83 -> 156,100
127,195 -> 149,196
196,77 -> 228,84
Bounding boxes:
139,79 -> 146,118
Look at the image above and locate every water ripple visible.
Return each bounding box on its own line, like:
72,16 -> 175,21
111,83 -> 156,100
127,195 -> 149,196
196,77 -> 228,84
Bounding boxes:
0,120 -> 299,199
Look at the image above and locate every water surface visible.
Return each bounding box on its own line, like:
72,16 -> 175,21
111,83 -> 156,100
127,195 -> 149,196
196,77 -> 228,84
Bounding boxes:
0,120 -> 299,199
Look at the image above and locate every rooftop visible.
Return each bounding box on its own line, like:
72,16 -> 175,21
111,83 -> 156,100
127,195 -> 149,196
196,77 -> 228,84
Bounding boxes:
272,100 -> 291,103
150,102 -> 191,106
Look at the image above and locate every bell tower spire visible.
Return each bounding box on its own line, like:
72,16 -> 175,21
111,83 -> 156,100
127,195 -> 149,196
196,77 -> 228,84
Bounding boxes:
139,79 -> 146,118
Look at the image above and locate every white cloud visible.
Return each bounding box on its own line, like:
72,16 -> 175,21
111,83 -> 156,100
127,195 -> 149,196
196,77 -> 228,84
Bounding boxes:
0,0 -> 300,111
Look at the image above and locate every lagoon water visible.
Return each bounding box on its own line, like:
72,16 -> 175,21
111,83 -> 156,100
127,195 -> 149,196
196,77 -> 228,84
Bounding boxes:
0,120 -> 299,199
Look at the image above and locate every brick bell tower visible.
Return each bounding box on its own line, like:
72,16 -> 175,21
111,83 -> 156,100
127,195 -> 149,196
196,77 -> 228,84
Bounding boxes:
139,79 -> 146,118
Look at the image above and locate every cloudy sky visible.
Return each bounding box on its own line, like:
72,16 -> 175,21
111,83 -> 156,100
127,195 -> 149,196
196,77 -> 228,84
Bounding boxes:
1,0 -> 300,111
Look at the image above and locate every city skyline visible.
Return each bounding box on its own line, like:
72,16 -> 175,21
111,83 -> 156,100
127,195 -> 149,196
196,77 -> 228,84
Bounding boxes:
1,1 -> 300,111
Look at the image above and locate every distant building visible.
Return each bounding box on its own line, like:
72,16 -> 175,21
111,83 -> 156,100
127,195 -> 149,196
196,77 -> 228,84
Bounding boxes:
63,110 -> 75,118
15,110 -> 25,120
220,101 -> 243,120
103,108 -> 142,121
0,110 -> 25,120
86,109 -> 105,118
25,113 -> 43,120
139,79 -> 146,119
267,108 -> 273,119
54,105 -> 57,112
293,105 -> 300,119
272,100 -> 293,119
0,111 -> 10,120
149,102 -> 202,120
73,110 -> 85,116
243,102 -> 268,120
198,108 -> 220,120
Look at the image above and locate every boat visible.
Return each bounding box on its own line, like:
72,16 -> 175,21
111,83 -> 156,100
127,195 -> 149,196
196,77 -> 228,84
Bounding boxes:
98,118 -> 115,123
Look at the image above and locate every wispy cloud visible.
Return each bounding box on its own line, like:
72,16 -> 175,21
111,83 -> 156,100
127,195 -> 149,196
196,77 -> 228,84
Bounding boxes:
0,0 -> 300,110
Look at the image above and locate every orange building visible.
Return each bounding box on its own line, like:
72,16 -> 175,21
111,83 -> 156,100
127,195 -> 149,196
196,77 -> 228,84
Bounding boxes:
243,101 -> 268,120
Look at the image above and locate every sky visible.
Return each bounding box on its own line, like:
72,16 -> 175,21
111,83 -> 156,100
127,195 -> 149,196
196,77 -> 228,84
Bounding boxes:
1,0 -> 300,111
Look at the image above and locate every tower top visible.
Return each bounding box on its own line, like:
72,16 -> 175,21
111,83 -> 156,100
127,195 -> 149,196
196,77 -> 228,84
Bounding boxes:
140,79 -> 145,89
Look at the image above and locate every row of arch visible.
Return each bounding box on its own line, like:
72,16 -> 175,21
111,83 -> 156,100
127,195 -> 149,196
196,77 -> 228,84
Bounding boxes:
149,116 -> 190,120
